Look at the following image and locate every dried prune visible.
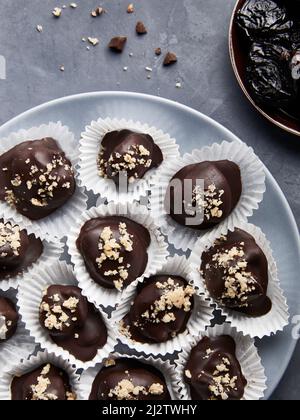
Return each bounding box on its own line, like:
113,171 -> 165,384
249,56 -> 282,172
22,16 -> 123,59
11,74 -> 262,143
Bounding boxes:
249,42 -> 291,64
237,0 -> 293,40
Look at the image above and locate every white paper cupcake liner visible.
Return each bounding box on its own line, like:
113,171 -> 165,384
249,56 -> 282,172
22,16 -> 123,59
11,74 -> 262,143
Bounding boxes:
0,288 -> 36,375
77,351 -> 181,400
149,140 -> 266,252
189,221 -> 289,338
67,202 -> 169,309
112,255 -> 214,357
17,261 -> 118,370
0,122 -> 88,241
79,117 -> 179,203
0,218 -> 63,291
176,323 -> 267,400
0,349 -> 80,400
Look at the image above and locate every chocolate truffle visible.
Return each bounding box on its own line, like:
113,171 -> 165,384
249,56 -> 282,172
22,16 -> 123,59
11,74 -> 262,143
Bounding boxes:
97,129 -> 163,185
0,219 -> 43,280
0,297 -> 19,342
184,335 -> 247,400
76,216 -> 150,291
39,285 -> 108,362
89,358 -> 170,400
201,228 -> 272,317
11,363 -> 76,400
0,138 -> 76,220
120,275 -> 195,343
166,161 -> 242,230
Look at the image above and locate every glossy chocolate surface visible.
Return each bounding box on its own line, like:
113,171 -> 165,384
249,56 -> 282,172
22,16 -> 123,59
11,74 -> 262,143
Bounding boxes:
166,160 -> 242,230
11,363 -> 76,400
98,129 -> 163,185
89,358 -> 170,400
0,138 -> 76,220
185,335 -> 247,400
0,297 -> 19,342
39,285 -> 108,362
201,228 -> 272,317
0,219 -> 43,280
76,216 -> 150,291
122,275 -> 194,343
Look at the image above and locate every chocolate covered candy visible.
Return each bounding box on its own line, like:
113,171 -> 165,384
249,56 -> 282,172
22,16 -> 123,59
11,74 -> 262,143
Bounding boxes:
76,216 -> 150,291
0,138 -> 76,220
0,297 -> 19,342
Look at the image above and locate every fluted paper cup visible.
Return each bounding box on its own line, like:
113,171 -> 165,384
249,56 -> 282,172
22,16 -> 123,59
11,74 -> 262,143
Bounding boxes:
0,288 -> 36,375
17,261 -> 117,370
0,122 -> 88,240
150,140 -> 266,252
67,202 -> 169,309
79,117 -> 179,202
176,323 -> 267,400
112,255 -> 214,356
0,349 -> 80,400
77,351 -> 181,400
189,222 -> 289,338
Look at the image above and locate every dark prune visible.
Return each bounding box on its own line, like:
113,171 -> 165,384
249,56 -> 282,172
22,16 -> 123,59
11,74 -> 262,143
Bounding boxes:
236,0 -> 293,40
249,42 -> 291,64
246,52 -> 296,108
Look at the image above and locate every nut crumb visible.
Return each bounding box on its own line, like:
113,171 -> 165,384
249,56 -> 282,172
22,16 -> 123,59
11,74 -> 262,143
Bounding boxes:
70,2 -> 77,8
52,7 -> 62,17
88,37 -> 99,46
91,7 -> 105,17
36,25 -> 43,33
127,3 -> 134,13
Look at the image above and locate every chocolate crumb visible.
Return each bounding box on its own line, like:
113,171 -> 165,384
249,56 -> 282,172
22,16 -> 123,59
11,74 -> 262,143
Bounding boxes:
163,52 -> 177,66
91,7 -> 105,17
155,48 -> 162,56
127,4 -> 134,13
136,21 -> 147,35
108,36 -> 127,53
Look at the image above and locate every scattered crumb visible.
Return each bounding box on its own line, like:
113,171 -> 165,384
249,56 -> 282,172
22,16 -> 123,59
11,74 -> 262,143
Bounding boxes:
136,21 -> 147,35
127,3 -> 134,13
176,82 -> 182,88
145,67 -> 152,72
163,52 -> 177,66
70,2 -> 77,8
147,74 -> 151,80
123,67 -> 128,71
52,7 -> 62,18
36,25 -> 43,33
129,52 -> 133,57
91,7 -> 105,17
88,37 -> 100,46
155,47 -> 162,56
108,36 -> 127,53
82,37 -> 86,42
60,65 -> 65,72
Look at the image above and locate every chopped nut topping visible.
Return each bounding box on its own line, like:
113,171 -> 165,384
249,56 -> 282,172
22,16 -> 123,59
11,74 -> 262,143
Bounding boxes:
40,290 -> 79,331
108,378 -> 164,400
0,221 -> 21,257
185,370 -> 192,379
188,183 -> 224,221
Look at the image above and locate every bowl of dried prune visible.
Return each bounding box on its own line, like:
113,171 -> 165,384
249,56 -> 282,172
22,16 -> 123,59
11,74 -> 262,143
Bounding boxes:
229,0 -> 300,136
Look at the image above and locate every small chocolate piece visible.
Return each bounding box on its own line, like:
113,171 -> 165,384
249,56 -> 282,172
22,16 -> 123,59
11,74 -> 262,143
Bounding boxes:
121,275 -> 195,343
90,358 -> 170,400
185,335 -> 247,400
163,52 -> 177,66
0,219 -> 43,281
201,228 -> 272,317
108,36 -> 127,52
0,297 -> 19,342
155,47 -> 162,56
98,129 -> 163,185
39,285 -> 108,362
11,363 -> 76,400
0,138 -> 76,220
136,21 -> 147,35
76,216 -> 150,291
166,161 -> 242,230
91,7 -> 104,17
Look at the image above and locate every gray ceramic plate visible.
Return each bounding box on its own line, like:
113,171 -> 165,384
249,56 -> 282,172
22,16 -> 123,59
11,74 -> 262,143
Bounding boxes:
0,91 -> 299,399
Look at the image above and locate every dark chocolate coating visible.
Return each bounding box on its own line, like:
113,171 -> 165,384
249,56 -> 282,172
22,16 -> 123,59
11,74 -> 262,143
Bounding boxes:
39,285 -> 108,362
0,219 -> 43,280
89,358 -> 170,400
0,297 -> 19,342
201,228 -> 272,317
0,138 -> 76,220
123,275 -> 194,343
11,363 -> 75,400
166,160 -> 242,230
98,129 -> 163,185
185,335 -> 247,400
76,216 -> 150,290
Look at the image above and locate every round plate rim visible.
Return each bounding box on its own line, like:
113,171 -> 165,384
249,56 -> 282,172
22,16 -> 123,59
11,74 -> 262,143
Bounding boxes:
0,90 -> 299,399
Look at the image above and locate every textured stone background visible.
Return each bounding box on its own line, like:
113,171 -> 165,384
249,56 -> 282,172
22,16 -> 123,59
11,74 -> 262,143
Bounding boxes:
0,0 -> 299,400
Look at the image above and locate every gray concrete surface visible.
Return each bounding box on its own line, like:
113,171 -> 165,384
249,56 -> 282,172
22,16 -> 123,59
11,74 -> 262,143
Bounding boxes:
0,0 -> 299,400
